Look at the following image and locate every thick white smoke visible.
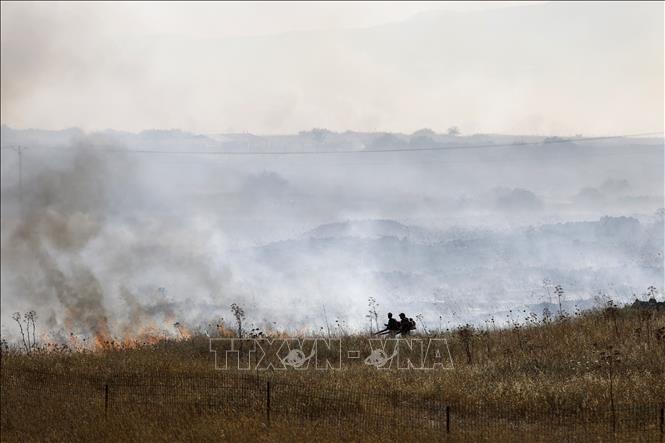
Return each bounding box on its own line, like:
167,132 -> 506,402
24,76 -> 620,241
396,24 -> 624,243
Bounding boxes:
1,129 -> 663,344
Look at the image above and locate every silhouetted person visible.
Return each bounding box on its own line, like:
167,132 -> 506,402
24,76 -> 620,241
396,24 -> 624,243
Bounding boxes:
375,312 -> 400,336
398,313 -> 415,336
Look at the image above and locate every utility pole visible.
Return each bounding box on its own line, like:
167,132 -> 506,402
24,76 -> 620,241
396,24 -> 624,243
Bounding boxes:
6,145 -> 27,213
17,145 -> 24,208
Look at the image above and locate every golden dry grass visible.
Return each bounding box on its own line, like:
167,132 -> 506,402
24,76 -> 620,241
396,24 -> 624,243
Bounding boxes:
1,306 -> 664,441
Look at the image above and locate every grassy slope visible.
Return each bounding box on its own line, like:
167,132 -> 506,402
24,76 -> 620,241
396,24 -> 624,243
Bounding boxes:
1,306 -> 664,441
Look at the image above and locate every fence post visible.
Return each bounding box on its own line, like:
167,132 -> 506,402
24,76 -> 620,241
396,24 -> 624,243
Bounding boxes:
104,384 -> 109,418
266,380 -> 271,427
446,406 -> 451,434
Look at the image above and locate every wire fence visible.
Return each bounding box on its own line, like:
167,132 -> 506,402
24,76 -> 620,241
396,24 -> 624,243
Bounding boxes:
2,366 -> 663,441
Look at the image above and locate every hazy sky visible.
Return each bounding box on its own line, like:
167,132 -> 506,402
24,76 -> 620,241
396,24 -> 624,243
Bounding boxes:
1,1 -> 663,135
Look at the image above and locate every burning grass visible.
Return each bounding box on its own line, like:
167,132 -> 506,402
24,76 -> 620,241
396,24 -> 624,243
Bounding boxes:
1,305 -> 664,441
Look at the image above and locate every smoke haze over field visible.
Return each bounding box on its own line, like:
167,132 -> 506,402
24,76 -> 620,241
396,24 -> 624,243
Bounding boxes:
0,2 -> 664,342
1,127 -> 663,340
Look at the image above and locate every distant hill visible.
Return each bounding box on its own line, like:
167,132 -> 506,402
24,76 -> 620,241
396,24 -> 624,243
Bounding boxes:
304,219 -> 438,243
226,216 -> 664,324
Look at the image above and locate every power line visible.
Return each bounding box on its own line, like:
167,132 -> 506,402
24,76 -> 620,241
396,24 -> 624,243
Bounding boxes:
1,131 -> 662,157
137,148 -> 663,170
87,131 -> 665,155
3,145 -> 27,211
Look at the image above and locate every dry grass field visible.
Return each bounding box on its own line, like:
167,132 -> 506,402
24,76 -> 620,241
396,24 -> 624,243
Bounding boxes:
2,304 -> 664,442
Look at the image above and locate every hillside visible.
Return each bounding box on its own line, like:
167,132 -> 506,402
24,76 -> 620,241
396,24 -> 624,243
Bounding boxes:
2,305 -> 664,441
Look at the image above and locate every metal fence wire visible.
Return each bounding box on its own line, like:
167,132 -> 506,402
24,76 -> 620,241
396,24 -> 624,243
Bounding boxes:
1,366 -> 663,441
